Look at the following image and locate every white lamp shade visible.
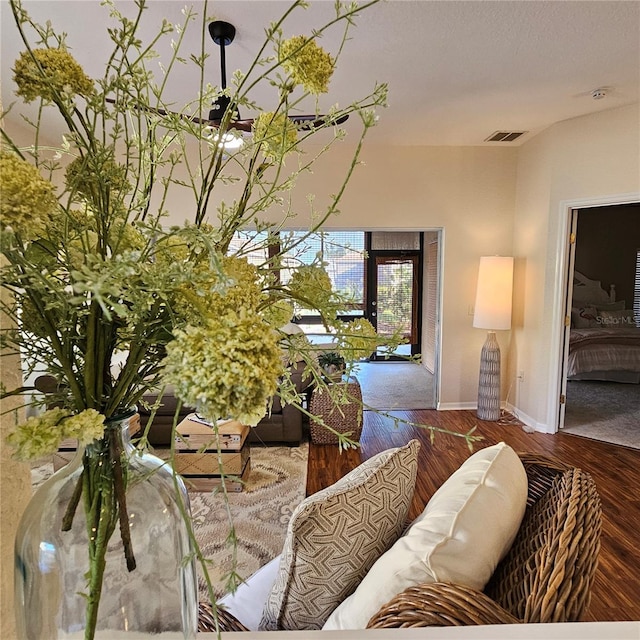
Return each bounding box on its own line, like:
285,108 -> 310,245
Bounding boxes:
473,256 -> 514,330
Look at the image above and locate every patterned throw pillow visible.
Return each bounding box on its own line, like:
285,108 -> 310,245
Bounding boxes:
259,439 -> 421,630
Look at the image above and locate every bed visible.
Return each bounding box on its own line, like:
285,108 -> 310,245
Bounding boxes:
568,272 -> 640,383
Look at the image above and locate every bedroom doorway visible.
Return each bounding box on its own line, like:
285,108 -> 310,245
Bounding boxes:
558,202 -> 640,449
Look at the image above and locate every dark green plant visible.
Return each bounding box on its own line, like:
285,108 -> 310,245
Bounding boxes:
318,351 -> 346,369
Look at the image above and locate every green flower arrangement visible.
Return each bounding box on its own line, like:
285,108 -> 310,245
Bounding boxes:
0,0 -> 393,632
1,0 -> 390,452
0,0 -> 479,635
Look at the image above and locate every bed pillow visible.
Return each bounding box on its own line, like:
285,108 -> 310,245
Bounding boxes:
572,300 -> 627,328
571,305 -> 599,328
599,309 -> 636,328
259,439 -> 420,631
323,441 -> 528,630
573,299 -> 625,312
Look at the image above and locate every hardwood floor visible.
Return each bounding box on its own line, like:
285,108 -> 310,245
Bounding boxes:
306,409 -> 640,622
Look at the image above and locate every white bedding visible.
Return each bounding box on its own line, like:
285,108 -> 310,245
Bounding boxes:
568,327 -> 640,382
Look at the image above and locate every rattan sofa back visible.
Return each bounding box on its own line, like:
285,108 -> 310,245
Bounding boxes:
367,453 -> 602,628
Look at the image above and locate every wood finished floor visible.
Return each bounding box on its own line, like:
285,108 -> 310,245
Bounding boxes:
305,409 -> 640,622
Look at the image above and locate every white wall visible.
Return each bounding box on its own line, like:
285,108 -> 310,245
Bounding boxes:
511,103 -> 640,431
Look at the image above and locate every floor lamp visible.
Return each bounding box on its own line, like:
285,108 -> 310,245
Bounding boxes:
473,256 -> 514,421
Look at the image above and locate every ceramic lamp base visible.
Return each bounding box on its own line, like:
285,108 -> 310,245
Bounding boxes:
477,331 -> 501,421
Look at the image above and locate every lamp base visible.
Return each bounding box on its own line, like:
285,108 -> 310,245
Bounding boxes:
477,331 -> 501,421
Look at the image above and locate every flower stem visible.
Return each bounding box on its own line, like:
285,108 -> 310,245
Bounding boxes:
109,429 -> 136,572
84,486 -> 115,640
61,470 -> 84,531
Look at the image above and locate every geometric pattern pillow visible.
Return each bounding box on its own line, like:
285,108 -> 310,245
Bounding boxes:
259,439 -> 421,630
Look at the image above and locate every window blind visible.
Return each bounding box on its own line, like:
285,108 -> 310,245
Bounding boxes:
634,248 -> 640,327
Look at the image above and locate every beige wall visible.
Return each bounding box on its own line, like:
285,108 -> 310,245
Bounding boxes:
511,103 -> 640,430
279,145 -> 519,408
6,102 -> 638,432
0,274 -> 31,639
161,143 -> 519,409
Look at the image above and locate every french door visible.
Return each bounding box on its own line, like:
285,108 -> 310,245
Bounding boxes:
367,252 -> 422,359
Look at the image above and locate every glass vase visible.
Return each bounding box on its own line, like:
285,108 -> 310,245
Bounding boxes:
14,408 -> 198,639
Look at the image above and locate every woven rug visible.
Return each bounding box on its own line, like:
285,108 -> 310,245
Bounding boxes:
563,380 -> 640,449
190,441 -> 308,601
30,441 -> 309,602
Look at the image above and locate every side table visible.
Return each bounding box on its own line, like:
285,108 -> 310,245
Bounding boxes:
309,376 -> 363,445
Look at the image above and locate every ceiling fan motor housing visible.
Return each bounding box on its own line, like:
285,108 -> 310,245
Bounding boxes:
208,95 -> 232,122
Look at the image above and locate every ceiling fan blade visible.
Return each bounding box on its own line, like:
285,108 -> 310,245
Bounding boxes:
106,98 -> 349,137
289,114 -> 350,130
106,20 -> 351,141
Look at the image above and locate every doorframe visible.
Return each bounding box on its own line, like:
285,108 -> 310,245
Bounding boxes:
549,192 -> 640,433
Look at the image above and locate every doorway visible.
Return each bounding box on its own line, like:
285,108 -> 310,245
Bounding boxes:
558,202 -> 640,448
358,230 -> 440,410
368,253 -> 420,358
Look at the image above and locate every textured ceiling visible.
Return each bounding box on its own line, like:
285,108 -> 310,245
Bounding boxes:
2,0 -> 639,147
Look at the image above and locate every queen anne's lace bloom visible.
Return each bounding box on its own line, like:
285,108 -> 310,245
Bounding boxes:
264,299 -> 294,329
13,48 -> 94,103
5,407 -> 103,460
279,36 -> 334,95
338,318 -> 379,362
163,309 -> 283,426
0,152 -> 57,239
253,111 -> 298,161
62,409 -> 106,444
65,154 -> 130,204
288,265 -> 333,310
178,255 -> 265,321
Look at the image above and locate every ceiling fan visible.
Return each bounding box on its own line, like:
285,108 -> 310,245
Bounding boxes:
203,20 -> 349,134
107,21 -> 348,139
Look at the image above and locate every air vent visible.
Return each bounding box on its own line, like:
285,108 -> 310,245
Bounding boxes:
485,131 -> 528,143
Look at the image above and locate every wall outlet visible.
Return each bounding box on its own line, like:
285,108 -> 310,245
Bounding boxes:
517,370 -> 525,381
468,305 -> 475,316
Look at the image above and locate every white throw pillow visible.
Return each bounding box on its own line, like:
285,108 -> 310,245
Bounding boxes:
217,555 -> 281,631
323,441 -> 528,630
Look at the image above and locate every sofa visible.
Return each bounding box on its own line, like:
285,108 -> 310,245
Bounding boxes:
197,442 -> 602,632
140,360 -> 312,447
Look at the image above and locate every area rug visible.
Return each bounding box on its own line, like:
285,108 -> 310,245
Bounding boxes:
190,441 -> 308,601
563,380 -> 640,449
352,361 -> 435,410
30,441 -> 309,602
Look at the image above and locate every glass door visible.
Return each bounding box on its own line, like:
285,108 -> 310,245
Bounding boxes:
368,254 -> 421,358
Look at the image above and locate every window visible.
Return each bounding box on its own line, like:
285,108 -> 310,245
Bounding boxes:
226,230 -> 271,267
230,230 -> 366,325
280,231 -> 365,316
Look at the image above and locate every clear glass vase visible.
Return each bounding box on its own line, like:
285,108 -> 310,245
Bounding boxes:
14,409 -> 198,639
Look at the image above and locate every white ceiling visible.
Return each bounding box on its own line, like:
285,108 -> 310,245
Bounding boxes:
2,0 -> 639,147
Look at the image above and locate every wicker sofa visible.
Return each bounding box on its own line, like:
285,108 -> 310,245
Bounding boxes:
198,450 -> 602,632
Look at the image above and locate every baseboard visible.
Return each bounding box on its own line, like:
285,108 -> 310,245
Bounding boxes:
505,402 -> 554,434
437,402 -> 554,434
437,402 -> 476,411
